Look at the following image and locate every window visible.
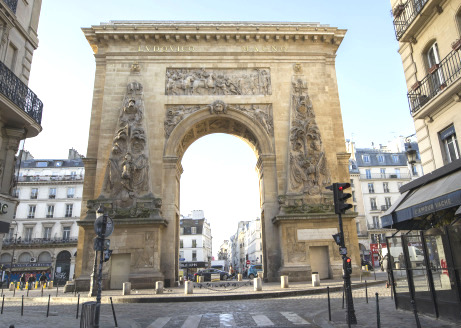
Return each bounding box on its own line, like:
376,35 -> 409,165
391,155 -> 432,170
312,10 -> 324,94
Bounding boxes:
362,155 -> 370,163
394,168 -> 401,178
352,191 -> 356,202
350,179 -> 354,187
70,171 -> 77,180
65,204 -> 73,217
43,227 -> 52,240
36,162 -> 48,167
46,205 -> 54,218
440,125 -> 460,163
63,227 -> 71,241
28,205 -> 36,218
179,251 -> 184,259
24,227 -> 33,242
180,227 -> 184,235
67,187 -> 75,198
356,222 -> 361,235
368,183 -> 374,193
385,197 -> 392,207
12,188 -> 20,198
180,240 -> 183,248
372,216 -> 380,229
412,165 -> 418,176
8,228 -> 14,240
49,188 -> 56,199
370,198 -> 377,211
5,42 -> 17,71
426,42 -> 445,91
30,188 -> 38,199
383,182 -> 389,193
192,239 -> 197,248
377,155 -> 384,163
392,155 -> 399,163
192,250 -> 197,261
191,227 -> 197,234
365,169 -> 371,179
380,168 -> 386,178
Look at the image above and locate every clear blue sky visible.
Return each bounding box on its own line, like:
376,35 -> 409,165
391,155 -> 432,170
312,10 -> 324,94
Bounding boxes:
25,0 -> 415,256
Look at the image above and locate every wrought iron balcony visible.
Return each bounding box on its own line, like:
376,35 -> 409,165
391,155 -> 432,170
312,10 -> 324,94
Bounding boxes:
408,45 -> 461,115
360,173 -> 411,180
393,0 -> 428,41
0,60 -> 43,125
2,0 -> 18,13
15,174 -> 83,183
367,222 -> 382,230
2,237 -> 77,247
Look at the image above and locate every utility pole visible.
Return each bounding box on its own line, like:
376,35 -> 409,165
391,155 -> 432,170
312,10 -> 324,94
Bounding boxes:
326,182 -> 357,326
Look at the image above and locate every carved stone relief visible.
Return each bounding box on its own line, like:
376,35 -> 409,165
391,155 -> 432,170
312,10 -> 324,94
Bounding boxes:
288,78 -> 330,196
164,101 -> 273,138
165,68 -> 271,95
286,227 -> 307,263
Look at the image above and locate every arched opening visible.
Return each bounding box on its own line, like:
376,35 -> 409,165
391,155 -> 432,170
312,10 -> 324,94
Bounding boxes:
18,252 -> 31,263
55,250 -> 71,286
163,103 -> 280,281
179,133 -> 261,279
38,251 -> 52,263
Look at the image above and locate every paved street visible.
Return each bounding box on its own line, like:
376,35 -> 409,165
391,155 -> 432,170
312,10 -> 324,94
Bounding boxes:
0,276 -> 458,327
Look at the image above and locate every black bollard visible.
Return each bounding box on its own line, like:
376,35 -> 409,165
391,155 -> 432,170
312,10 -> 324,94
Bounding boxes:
342,284 -> 345,309
327,286 -> 331,321
76,293 -> 80,319
376,293 -> 380,328
365,280 -> 368,304
1,295 -> 4,314
13,285 -> 15,297
27,287 -> 29,298
41,285 -> 43,297
21,295 -> 24,316
46,295 -> 50,317
110,297 -> 118,327
1,283 -> 3,296
374,269 -> 376,281
391,283 -> 393,300
56,286 -> 58,297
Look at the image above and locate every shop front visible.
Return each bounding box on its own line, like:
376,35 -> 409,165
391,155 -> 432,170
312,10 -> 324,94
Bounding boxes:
382,159 -> 461,322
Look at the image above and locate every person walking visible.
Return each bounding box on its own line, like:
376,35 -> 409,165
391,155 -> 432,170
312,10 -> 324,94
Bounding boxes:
39,271 -> 47,287
27,274 -> 35,290
19,273 -> 26,290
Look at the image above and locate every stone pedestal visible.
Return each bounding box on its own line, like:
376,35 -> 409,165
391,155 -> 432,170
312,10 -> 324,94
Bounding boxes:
9,282 -> 14,291
254,278 -> 262,291
185,281 -> 193,294
312,273 -> 320,287
281,275 -> 289,288
122,282 -> 131,295
48,281 -> 53,289
155,281 -> 164,294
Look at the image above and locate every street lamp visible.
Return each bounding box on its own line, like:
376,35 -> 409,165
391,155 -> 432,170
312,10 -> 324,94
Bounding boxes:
8,232 -> 20,283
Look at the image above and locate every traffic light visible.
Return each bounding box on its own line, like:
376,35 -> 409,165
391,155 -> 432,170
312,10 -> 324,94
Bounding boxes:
327,183 -> 353,214
332,233 -> 341,245
103,249 -> 113,262
344,256 -> 352,275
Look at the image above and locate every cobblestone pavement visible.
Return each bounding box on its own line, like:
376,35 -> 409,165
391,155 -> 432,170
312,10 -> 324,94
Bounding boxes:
0,275 -> 458,327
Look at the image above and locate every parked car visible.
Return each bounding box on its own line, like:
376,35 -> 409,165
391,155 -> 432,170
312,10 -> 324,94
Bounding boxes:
194,269 -> 228,282
247,264 -> 263,279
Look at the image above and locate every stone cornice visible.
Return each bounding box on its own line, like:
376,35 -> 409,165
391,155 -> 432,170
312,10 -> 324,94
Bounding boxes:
82,21 -> 346,53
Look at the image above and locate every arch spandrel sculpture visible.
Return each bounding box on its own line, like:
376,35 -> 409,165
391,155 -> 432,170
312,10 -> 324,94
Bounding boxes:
74,21 -> 359,291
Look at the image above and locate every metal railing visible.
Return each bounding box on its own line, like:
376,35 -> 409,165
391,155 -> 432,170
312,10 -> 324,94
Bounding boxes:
2,237 -> 78,246
367,223 -> 382,230
2,0 -> 18,13
360,173 -> 411,180
381,205 -> 391,211
0,60 -> 43,124
408,45 -> 461,114
393,0 -> 429,40
16,174 -> 83,182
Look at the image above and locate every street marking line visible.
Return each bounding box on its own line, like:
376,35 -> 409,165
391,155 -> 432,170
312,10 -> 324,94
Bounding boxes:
252,314 -> 275,326
147,317 -> 170,328
220,313 -> 236,327
281,312 -> 310,325
181,314 -> 202,328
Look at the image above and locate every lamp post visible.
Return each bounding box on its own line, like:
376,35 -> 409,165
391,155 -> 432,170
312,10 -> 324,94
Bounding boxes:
404,135 -> 418,177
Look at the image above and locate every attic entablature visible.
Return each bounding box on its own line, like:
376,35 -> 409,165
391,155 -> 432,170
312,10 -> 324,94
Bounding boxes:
82,21 -> 346,54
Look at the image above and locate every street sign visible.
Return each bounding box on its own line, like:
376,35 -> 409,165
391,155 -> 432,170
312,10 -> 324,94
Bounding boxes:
93,237 -> 103,251
94,215 -> 114,237
339,247 -> 347,255
246,260 -> 250,265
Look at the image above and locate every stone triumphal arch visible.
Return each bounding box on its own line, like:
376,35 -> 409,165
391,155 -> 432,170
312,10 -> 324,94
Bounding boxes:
73,21 -> 359,290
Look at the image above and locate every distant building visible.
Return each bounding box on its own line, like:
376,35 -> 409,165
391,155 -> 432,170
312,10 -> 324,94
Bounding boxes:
179,210 -> 212,264
0,0 -> 44,249
347,139 -> 422,266
0,149 -> 84,285
229,218 -> 262,273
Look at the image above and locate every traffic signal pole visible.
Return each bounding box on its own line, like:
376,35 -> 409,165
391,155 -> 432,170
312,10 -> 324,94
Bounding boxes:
327,183 -> 357,325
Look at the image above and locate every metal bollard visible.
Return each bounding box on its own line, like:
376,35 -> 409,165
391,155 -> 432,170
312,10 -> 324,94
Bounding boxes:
21,295 -> 24,316
41,285 -> 44,297
376,293 -> 380,328
374,269 -> 376,281
110,297 -> 118,327
76,294 -> 80,319
327,286 -> 331,321
342,284 -> 345,309
56,286 -> 59,297
1,295 -> 4,314
46,295 -> 50,317
365,280 -> 368,304
13,286 -> 15,297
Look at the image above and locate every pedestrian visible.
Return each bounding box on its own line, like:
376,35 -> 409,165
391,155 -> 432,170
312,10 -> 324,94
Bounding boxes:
39,271 -> 47,287
19,273 -> 26,290
27,274 -> 34,290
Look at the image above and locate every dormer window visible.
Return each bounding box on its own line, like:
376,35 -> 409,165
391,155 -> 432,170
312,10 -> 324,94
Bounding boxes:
362,155 -> 370,163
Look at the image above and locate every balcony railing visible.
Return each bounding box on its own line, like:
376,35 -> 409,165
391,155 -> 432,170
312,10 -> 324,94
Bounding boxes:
16,174 -> 83,183
0,60 -> 43,124
360,173 -> 411,180
2,0 -> 18,13
367,223 -> 382,230
393,0 -> 428,40
408,45 -> 461,114
381,205 -> 391,211
2,237 -> 78,246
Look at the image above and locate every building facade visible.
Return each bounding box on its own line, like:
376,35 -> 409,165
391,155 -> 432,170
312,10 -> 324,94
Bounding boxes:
179,210 -> 212,264
228,218 -> 262,274
0,149 -> 84,285
0,0 -> 43,247
348,139 -> 422,267
382,0 -> 461,321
